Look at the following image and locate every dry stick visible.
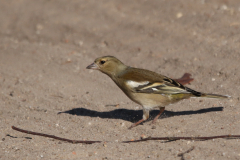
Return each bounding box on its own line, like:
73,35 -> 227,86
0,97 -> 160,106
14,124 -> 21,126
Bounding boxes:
12,126 -> 101,144
178,146 -> 195,160
12,126 -> 240,144
122,135 -> 240,143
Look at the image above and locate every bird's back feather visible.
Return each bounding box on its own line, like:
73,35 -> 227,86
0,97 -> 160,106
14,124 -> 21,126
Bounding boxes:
118,67 -> 199,96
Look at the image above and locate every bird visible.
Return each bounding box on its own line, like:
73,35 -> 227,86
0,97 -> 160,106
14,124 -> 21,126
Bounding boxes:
86,56 -> 230,129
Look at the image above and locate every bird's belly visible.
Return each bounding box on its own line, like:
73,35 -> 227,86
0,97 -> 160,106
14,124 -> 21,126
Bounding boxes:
128,93 -> 172,109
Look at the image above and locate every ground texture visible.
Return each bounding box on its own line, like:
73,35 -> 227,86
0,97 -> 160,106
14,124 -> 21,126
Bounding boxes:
0,0 -> 240,159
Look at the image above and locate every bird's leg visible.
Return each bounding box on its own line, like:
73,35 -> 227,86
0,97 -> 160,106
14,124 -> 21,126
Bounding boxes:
128,119 -> 145,129
128,109 -> 149,129
152,107 -> 165,124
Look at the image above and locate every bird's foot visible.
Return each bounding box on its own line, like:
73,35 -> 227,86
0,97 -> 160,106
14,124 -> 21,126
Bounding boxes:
128,119 -> 145,129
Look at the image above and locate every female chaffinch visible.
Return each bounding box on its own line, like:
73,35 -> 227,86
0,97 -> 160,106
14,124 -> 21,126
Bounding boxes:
87,56 -> 230,129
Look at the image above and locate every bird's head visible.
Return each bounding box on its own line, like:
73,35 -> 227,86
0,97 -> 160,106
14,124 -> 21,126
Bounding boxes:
86,56 -> 127,76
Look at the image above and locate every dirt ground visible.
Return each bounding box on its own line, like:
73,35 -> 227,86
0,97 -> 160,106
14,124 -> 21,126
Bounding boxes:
0,0 -> 240,159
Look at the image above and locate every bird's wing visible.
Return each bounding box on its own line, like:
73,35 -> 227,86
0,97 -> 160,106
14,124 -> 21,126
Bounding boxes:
119,68 -> 201,96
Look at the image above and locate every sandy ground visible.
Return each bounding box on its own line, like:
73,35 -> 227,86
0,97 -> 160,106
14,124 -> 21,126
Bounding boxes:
0,0 -> 240,159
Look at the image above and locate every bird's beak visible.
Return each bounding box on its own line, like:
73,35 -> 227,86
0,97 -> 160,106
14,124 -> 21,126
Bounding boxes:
86,63 -> 99,70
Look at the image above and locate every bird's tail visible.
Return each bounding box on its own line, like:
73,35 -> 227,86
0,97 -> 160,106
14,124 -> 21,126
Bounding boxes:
201,93 -> 231,99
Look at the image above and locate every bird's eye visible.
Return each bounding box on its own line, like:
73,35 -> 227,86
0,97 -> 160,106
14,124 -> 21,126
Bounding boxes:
100,60 -> 106,65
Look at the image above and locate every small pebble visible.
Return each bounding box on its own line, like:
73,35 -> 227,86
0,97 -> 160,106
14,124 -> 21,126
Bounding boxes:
79,41 -> 83,46
221,5 -> 228,10
176,12 -> 183,18
36,24 -> 44,30
141,134 -> 147,139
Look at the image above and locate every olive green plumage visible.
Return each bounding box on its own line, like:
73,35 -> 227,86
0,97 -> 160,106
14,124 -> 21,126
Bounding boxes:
87,56 -> 230,128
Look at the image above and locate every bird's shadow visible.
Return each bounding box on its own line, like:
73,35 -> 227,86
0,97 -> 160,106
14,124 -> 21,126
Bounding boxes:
58,106 -> 223,123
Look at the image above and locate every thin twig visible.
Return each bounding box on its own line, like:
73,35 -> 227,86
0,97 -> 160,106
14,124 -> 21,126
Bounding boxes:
122,135 -> 240,143
12,126 -> 240,144
12,126 -> 101,144
178,146 -> 195,160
